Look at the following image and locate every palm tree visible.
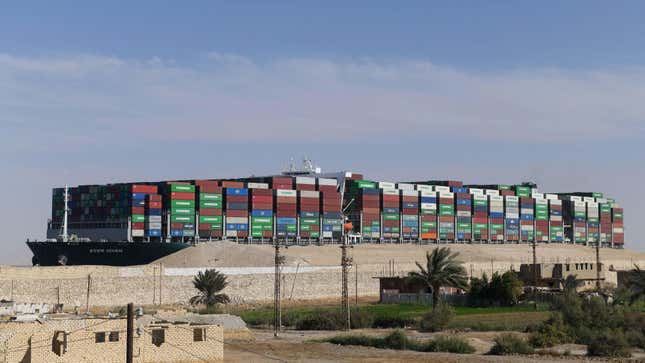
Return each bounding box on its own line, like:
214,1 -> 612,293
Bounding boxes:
626,264 -> 645,304
407,247 -> 468,309
190,269 -> 230,308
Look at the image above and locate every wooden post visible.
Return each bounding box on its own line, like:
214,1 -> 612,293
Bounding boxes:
126,303 -> 134,363
85,274 -> 91,314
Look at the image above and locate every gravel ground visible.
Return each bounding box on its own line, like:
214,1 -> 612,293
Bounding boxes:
223,329 -> 613,363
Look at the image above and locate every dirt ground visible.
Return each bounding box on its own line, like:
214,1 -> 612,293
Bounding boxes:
157,241 -> 645,271
223,329 -> 600,363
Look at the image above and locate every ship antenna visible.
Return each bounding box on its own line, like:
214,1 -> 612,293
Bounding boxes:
302,156 -> 314,173
62,184 -> 69,242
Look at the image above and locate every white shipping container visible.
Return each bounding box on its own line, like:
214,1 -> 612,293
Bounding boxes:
147,222 -> 162,230
401,189 -> 418,197
545,194 -> 558,200
550,216 -> 563,222
226,217 -> 248,224
506,213 -> 519,218
535,198 -> 548,206
415,184 -> 433,192
473,194 -> 487,201
434,186 -> 450,193
596,197 -> 608,203
613,227 -> 624,233
439,192 -> 454,198
583,197 -> 595,203
489,195 -> 504,202
323,231 -> 333,238
378,181 -> 396,189
420,190 -> 437,197
299,190 -> 320,198
420,203 -> 437,210
469,188 -> 484,195
505,196 -> 519,202
485,190 -> 500,196
246,182 -> 269,189
382,188 -> 399,196
295,176 -> 316,185
317,178 -> 338,186
520,208 -> 534,214
457,211 -> 472,217
549,199 -> 562,206
132,229 -> 145,237
147,216 -> 162,222
397,183 -> 415,191
532,192 -> 544,199
521,225 -> 533,231
569,196 -> 583,202
226,230 -> 238,237
276,189 -> 297,197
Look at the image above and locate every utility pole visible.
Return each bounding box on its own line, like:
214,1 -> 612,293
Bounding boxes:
355,263 -> 359,305
596,241 -> 601,290
273,242 -> 284,337
341,234 -> 353,331
532,238 -> 538,310
126,303 -> 134,363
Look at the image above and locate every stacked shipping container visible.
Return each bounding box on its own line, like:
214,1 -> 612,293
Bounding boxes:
437,188 -> 455,241
298,190 -> 320,239
381,188 -> 400,240
166,183 -> 196,239
223,182 -> 249,239
419,186 -> 437,241
399,184 -> 419,241
196,181 -> 223,240
471,193 -> 488,241
249,183 -> 273,239
505,196 -> 519,242
276,190 -> 297,239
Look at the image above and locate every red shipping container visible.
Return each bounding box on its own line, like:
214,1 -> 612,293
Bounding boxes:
220,181 -> 244,188
132,222 -> 145,229
456,205 -> 470,211
439,216 -> 454,222
211,230 -> 223,238
277,211 -> 297,217
148,201 -> 162,209
227,195 -> 248,203
200,208 -> 222,216
402,208 -> 418,215
171,192 -> 194,200
439,198 -> 453,204
237,231 -> 248,238
132,185 -> 158,194
131,207 -> 145,214
148,195 -> 162,202
500,190 -> 515,196
199,223 -> 211,230
296,184 -> 316,191
251,189 -> 272,196
227,210 -> 249,217
318,185 -> 337,193
251,203 -> 273,210
472,217 -> 487,223
251,195 -> 272,203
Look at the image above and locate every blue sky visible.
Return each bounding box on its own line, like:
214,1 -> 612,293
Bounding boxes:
1,1 -> 644,264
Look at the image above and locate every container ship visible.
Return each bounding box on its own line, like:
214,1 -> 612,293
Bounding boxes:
28,159 -> 625,266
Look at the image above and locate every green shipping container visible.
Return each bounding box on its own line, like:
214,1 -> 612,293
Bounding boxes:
171,184 -> 196,193
132,214 -> 145,223
171,200 -> 195,208
383,214 -> 399,221
200,193 -> 222,201
310,232 -> 320,238
200,200 -> 222,209
514,186 -> 531,197
171,208 -> 194,215
171,215 -> 195,223
251,217 -> 272,224
199,216 -> 222,224
301,218 -> 318,225
422,221 -> 437,228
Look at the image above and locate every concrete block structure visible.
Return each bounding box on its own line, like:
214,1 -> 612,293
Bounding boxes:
0,316 -> 223,362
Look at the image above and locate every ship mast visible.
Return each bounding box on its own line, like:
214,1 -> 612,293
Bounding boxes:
62,184 -> 69,242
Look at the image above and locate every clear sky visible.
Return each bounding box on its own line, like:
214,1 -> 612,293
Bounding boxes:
1,1 -> 644,264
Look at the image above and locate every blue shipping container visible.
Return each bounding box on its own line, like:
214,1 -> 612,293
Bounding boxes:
251,210 -> 273,217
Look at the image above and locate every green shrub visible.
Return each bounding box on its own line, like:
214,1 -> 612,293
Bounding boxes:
528,314 -> 572,347
372,316 -> 415,329
350,308 -> 374,329
587,330 -> 631,358
383,330 -> 411,350
326,334 -> 384,348
432,336 -> 476,354
626,330 -> 645,350
488,333 -> 534,355
295,309 -> 344,330
419,302 -> 455,332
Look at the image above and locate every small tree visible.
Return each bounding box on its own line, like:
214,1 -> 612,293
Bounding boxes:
407,247 -> 468,309
190,269 -> 230,308
626,265 -> 645,305
563,274 -> 583,292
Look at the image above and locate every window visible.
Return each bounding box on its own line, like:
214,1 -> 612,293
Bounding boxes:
95,332 -> 106,343
575,264 -> 578,270
590,264 -> 593,270
193,328 -> 206,342
152,329 -> 165,347
109,331 -> 119,342
566,264 -> 570,272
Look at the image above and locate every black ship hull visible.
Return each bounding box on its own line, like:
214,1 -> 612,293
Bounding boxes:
27,241 -> 190,266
